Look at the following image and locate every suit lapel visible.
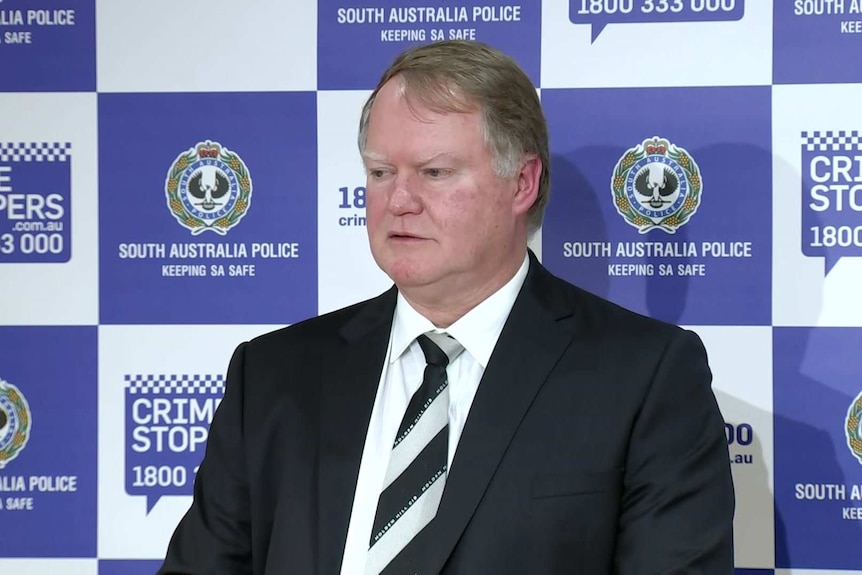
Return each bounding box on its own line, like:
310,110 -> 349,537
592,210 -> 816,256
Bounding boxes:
318,287 -> 397,575
423,259 -> 578,574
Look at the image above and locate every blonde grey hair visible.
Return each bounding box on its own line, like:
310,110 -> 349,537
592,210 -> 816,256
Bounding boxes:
357,40 -> 550,234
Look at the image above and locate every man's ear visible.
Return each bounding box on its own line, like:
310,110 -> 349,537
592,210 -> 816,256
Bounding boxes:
513,156 -> 542,216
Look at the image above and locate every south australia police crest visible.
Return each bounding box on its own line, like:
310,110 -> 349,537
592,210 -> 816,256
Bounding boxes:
0,378 -> 31,469
165,141 -> 252,235
846,390 -> 862,466
611,137 -> 702,234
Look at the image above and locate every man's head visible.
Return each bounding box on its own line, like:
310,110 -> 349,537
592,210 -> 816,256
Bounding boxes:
359,40 -> 549,234
358,41 -> 549,315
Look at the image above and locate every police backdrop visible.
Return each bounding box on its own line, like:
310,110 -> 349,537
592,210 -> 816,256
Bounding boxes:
0,1 -> 860,574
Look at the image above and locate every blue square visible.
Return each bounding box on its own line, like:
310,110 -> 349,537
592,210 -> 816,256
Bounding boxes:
0,327 -> 97,557
774,2 -> 862,84
318,1 -> 541,89
774,327 -> 862,569
0,0 -> 95,91
98,92 -> 318,325
541,86 -> 772,326
99,560 -> 163,575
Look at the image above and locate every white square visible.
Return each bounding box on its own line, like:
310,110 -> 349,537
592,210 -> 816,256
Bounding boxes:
687,325 -> 774,569
772,84 -> 862,327
96,1 -> 317,93
317,90 -> 392,315
540,0 -> 772,88
0,93 -> 97,325
0,560 -> 97,575
97,324 -> 274,559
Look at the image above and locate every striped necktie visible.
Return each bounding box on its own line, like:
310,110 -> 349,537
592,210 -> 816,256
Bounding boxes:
365,332 -> 464,574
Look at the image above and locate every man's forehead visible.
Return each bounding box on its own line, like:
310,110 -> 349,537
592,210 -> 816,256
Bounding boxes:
373,75 -> 478,119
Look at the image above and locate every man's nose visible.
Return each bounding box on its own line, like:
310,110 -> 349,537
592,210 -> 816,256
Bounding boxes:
388,173 -> 421,215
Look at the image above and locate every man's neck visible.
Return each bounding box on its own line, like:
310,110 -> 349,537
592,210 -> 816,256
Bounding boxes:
399,250 -> 528,328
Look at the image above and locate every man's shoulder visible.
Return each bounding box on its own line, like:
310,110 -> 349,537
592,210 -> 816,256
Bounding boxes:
537,270 -> 706,385
243,287 -> 395,356
538,264 -> 685,345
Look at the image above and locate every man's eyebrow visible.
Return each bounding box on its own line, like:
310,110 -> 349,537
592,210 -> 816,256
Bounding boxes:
361,150 -> 388,164
416,152 -> 462,166
361,151 -> 463,166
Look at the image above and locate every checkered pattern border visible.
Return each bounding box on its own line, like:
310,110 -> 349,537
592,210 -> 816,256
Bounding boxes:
801,130 -> 862,152
0,142 -> 71,163
124,374 -> 225,394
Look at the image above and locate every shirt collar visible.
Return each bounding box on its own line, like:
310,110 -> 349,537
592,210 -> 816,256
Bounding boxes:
390,252 -> 530,368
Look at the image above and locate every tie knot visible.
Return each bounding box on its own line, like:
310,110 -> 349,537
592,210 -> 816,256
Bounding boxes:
417,332 -> 463,367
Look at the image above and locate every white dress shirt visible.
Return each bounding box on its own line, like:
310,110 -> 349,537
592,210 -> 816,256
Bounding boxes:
339,253 -> 530,574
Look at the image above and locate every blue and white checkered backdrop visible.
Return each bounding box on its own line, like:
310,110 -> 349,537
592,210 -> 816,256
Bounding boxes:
0,1 -> 860,573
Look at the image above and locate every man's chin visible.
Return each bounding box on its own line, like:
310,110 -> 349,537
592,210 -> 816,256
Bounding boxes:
385,269 -> 430,290
379,259 -> 436,290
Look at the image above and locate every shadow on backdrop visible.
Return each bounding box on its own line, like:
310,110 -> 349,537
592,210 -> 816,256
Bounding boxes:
546,151 -> 610,299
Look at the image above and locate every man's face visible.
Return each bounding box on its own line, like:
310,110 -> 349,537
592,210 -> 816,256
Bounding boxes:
363,78 -> 524,304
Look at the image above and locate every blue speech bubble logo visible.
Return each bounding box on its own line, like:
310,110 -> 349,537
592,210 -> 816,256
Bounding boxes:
124,374 -> 223,514
800,131 -> 862,276
0,143 -> 73,263
569,0 -> 745,43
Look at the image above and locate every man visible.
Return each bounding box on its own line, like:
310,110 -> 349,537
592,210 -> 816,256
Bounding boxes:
159,40 -> 734,574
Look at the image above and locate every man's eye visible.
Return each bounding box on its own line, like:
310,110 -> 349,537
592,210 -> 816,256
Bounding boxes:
369,169 -> 386,179
425,168 -> 449,178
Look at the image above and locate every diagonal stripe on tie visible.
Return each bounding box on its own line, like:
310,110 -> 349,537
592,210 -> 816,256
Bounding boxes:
392,366 -> 448,449
370,425 -> 448,547
365,462 -> 447,575
383,386 -> 449,489
365,332 -> 464,575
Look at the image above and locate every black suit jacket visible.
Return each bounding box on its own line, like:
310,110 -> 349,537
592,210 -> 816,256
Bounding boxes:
159,255 -> 734,574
